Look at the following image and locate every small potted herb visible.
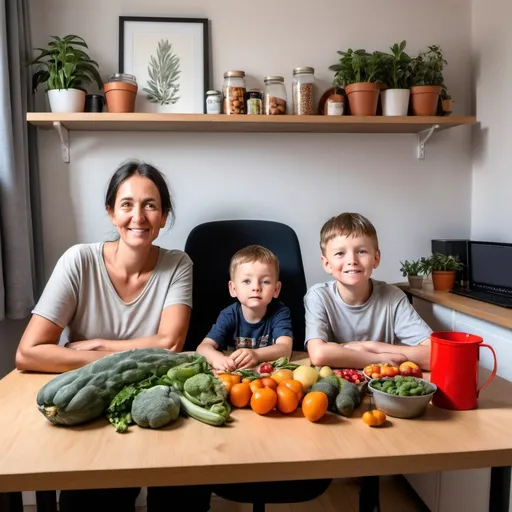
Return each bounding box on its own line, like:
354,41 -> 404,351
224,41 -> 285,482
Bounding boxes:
399,258 -> 428,289
381,40 -> 412,116
409,45 -> 447,116
440,84 -> 453,116
27,34 -> 102,113
423,253 -> 463,291
329,48 -> 386,116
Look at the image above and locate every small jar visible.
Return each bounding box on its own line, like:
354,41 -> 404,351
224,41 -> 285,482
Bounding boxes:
223,70 -> 246,115
263,76 -> 287,115
292,67 -> 314,115
205,90 -> 222,114
247,89 -> 263,115
325,92 -> 344,116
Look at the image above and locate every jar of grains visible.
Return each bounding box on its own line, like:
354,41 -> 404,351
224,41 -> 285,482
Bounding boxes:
263,76 -> 287,115
205,90 -> 222,114
292,67 -> 314,115
223,70 -> 246,114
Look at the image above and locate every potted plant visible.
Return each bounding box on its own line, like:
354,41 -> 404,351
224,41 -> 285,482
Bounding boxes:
440,84 -> 453,116
329,49 -> 386,116
423,253 -> 463,291
27,34 -> 103,113
409,45 -> 447,116
381,40 -> 412,116
399,258 -> 428,289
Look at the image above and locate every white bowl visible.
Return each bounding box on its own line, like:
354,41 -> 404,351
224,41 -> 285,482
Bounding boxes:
369,377 -> 437,419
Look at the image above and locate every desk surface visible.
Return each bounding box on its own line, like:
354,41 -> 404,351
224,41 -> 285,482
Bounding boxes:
1,357 -> 511,493
396,282 -> 512,330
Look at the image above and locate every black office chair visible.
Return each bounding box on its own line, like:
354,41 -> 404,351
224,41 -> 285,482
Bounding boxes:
183,219 -> 332,511
184,219 -> 308,352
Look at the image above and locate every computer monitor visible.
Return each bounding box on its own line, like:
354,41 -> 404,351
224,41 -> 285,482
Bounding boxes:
469,241 -> 512,296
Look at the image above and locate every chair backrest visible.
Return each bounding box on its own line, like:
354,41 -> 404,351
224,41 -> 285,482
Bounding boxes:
184,220 -> 307,352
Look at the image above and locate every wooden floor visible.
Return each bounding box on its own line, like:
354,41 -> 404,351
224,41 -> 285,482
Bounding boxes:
22,476 -> 425,511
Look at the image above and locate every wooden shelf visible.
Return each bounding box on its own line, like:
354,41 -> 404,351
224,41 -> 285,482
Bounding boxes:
27,112 -> 476,134
396,282 -> 512,330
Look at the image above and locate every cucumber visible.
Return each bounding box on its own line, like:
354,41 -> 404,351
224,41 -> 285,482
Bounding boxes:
178,395 -> 226,427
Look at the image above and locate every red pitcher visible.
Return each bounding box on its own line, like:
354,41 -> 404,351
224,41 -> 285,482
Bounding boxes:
430,331 -> 497,410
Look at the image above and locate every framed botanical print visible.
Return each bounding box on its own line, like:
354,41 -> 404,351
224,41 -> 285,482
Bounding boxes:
119,16 -> 210,113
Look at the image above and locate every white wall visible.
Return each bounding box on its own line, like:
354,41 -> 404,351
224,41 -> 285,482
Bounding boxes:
471,0 -> 512,241
29,0 -> 473,287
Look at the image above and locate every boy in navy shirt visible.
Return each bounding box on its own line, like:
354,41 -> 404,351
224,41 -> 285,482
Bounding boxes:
197,245 -> 293,371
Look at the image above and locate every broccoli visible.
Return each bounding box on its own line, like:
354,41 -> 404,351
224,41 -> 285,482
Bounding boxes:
183,373 -> 228,408
131,385 -> 180,429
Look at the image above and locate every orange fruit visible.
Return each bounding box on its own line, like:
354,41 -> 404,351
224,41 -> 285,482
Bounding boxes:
301,391 -> 328,422
242,377 -> 252,384
278,379 -> 304,401
261,377 -> 278,390
276,386 -> 299,414
230,382 -> 252,408
362,410 -> 386,427
250,387 -> 277,415
271,369 -> 294,385
217,374 -> 234,393
230,374 -> 242,385
249,379 -> 264,393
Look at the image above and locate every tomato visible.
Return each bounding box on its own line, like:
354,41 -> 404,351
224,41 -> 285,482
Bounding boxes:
249,379 -> 264,394
380,365 -> 399,378
250,388 -> 277,415
278,379 -> 304,401
261,377 -> 278,390
271,369 -> 294,385
362,410 -> 387,427
301,392 -> 328,422
217,374 -> 235,393
276,386 -> 299,414
259,362 -> 273,374
230,383 -> 252,408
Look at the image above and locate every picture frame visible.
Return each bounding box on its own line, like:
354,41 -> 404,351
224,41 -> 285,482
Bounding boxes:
119,16 -> 209,113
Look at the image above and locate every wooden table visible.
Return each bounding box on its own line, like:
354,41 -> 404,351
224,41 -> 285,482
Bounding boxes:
0,360 -> 511,511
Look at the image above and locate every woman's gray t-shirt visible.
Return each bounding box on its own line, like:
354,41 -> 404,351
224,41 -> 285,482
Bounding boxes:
32,243 -> 192,342
304,279 -> 432,346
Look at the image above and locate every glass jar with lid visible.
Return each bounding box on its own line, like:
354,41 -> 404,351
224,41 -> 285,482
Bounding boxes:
292,67 -> 314,115
205,90 -> 222,114
263,76 -> 287,115
223,70 -> 246,114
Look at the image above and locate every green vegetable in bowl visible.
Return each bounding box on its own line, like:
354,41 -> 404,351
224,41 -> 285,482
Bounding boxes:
370,376 -> 433,396
131,385 -> 180,429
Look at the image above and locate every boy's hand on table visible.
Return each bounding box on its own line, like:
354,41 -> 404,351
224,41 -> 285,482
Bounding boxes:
230,348 -> 259,369
210,352 -> 237,372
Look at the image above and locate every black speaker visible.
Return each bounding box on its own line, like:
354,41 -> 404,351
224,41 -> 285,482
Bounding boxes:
431,239 -> 469,287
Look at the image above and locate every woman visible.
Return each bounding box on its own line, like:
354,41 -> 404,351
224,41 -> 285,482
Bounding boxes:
16,161 -> 211,511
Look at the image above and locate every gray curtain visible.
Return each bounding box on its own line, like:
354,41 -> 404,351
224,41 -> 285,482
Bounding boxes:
0,0 -> 43,320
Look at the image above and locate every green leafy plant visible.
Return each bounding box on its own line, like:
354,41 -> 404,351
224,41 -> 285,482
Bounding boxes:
423,253 -> 463,274
143,39 -> 181,106
409,45 -> 447,86
383,40 -> 412,89
440,83 -> 452,100
399,258 -> 428,277
329,48 -> 387,88
27,35 -> 102,92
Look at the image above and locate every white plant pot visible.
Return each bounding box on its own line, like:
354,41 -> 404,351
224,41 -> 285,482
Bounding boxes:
381,89 -> 410,116
47,89 -> 86,113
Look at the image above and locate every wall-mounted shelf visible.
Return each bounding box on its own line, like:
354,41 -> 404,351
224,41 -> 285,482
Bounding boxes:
26,113 -> 476,163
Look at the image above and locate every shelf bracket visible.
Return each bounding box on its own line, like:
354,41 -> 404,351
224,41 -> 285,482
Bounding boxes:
417,124 -> 439,160
53,121 -> 70,163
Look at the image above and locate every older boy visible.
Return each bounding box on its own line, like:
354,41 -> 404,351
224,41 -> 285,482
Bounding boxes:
197,245 -> 293,371
305,213 -> 432,370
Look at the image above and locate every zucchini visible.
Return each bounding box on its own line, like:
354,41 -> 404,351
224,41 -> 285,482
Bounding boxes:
178,395 -> 226,427
37,349 -> 195,426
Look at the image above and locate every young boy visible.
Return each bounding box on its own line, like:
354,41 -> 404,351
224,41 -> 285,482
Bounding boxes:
305,212 -> 432,370
197,245 -> 293,371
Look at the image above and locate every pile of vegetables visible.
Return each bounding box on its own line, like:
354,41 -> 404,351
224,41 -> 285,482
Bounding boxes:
36,348 -> 232,433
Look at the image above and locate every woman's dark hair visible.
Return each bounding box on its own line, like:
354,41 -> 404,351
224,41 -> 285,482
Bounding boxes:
105,161 -> 175,227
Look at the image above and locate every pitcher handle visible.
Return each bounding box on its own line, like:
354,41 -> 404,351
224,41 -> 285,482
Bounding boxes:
477,344 -> 497,397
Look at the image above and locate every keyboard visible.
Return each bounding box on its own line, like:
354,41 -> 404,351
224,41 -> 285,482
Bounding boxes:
450,288 -> 512,309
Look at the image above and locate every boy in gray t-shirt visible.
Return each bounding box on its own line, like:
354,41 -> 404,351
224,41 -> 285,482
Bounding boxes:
305,213 -> 432,370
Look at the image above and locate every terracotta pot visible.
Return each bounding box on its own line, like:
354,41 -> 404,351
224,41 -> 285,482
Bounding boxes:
432,271 -> 456,291
442,99 -> 453,116
410,85 -> 441,116
407,275 -> 424,290
104,81 -> 138,113
344,82 -> 380,116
